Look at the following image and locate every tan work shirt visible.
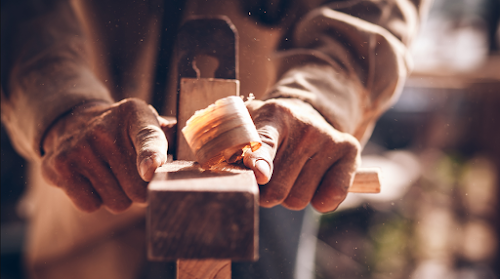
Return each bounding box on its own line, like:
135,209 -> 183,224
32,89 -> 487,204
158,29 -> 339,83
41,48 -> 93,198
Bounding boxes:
1,0 -> 430,278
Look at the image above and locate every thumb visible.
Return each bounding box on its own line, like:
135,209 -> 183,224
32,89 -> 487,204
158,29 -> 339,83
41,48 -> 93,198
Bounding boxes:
243,102 -> 283,185
243,145 -> 274,185
128,104 -> 169,182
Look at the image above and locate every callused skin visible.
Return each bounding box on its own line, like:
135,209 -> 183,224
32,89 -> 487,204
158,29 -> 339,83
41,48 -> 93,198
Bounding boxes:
41,97 -> 360,214
244,98 -> 361,213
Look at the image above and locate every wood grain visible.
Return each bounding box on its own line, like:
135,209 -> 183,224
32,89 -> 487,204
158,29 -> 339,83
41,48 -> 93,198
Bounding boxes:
153,17 -> 243,279
177,78 -> 240,161
146,163 -> 377,263
150,16 -> 381,276
172,77 -> 247,279
351,168 -> 381,193
147,161 -> 259,262
177,259 -> 231,279
182,96 -> 261,166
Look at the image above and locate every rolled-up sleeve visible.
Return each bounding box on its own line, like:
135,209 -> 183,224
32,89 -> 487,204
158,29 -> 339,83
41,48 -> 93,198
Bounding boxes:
265,0 -> 431,143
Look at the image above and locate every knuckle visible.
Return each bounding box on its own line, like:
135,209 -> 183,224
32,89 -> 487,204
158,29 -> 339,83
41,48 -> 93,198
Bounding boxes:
343,133 -> 361,151
267,192 -> 287,204
254,101 -> 290,123
69,189 -> 102,212
79,201 -> 102,213
311,202 -> 330,213
106,200 -> 132,213
324,134 -> 361,166
131,193 -> 147,203
120,177 -> 147,203
127,187 -> 147,203
341,140 -> 361,166
42,148 -> 82,188
260,184 -> 288,206
260,101 -> 282,113
283,196 -> 308,211
311,196 -> 341,213
119,98 -> 146,113
52,150 -> 74,176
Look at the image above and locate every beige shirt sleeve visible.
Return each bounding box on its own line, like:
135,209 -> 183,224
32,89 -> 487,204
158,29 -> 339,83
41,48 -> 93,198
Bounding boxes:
266,0 -> 431,144
1,1 -> 113,160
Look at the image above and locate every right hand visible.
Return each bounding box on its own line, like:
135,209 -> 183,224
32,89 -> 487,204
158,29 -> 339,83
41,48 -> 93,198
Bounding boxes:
243,99 -> 361,213
41,98 -> 175,213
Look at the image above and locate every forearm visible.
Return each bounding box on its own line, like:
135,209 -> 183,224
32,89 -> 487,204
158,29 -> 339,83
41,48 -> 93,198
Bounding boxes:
1,0 -> 112,159
265,0 -> 431,144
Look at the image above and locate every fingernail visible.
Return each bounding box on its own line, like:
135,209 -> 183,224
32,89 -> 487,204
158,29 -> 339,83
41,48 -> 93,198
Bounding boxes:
140,157 -> 153,180
255,159 -> 271,181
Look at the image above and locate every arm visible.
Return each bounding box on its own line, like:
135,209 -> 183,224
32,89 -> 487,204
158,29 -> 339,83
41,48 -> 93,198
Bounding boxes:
1,0 -> 170,212
1,0 -> 112,159
271,0 -> 431,143
244,0 -> 431,212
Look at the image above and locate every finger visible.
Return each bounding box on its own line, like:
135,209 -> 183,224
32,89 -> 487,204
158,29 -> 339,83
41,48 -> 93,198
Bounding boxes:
243,145 -> 274,185
243,122 -> 281,185
311,157 -> 357,213
80,158 -> 132,213
244,100 -> 282,184
71,139 -> 132,212
258,149 -> 310,208
64,174 -> 103,213
282,139 -> 347,210
124,100 -> 169,181
41,152 -> 102,212
282,155 -> 332,210
243,122 -> 287,205
106,143 -> 148,203
134,125 -> 168,182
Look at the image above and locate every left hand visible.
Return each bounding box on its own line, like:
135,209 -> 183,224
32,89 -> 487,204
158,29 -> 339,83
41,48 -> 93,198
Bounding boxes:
243,99 -> 361,213
41,98 -> 175,213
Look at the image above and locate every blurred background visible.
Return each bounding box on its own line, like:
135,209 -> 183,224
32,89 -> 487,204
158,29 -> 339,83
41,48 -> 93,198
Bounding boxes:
309,0 -> 500,278
2,0 -> 500,278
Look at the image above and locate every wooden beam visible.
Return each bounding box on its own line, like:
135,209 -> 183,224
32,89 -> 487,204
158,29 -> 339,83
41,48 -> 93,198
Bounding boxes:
177,260 -> 231,279
147,161 -> 259,262
350,168 -> 381,193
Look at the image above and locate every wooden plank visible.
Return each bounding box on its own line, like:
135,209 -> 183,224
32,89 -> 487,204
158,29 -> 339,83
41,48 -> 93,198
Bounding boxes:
177,78 -> 240,160
147,161 -> 259,261
151,17 -> 242,279
174,78 -> 243,279
146,164 -> 379,263
351,168 -> 381,193
177,259 -> 231,279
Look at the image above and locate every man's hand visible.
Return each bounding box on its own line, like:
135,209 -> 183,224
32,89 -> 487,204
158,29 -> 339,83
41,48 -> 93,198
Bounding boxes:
244,99 -> 361,213
41,98 -> 172,213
